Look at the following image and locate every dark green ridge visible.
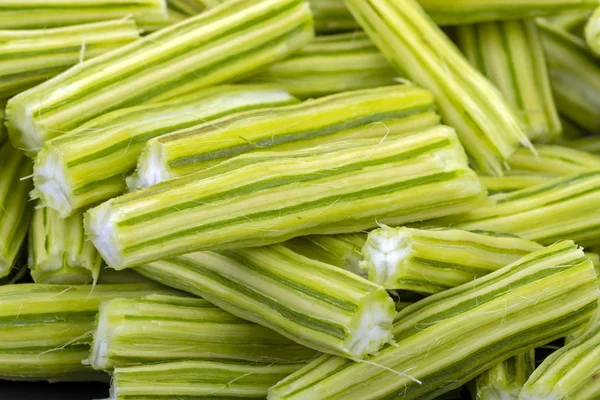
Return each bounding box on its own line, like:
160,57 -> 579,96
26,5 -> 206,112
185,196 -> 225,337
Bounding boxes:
472,24 -> 486,72
394,279 -> 448,292
0,344 -> 91,355
3,161 -> 30,253
535,225 -> 600,246
282,360 -> 355,398
121,315 -> 249,324
72,171 -> 131,197
0,310 -> 97,327
276,355 -> 337,385
409,256 -> 493,276
414,234 -> 534,255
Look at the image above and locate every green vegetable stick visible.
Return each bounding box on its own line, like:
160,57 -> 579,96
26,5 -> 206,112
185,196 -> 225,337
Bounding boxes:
85,126 -> 486,270
307,0 -> 359,34
167,0 -> 225,16
0,99 -> 5,144
0,283 -> 175,381
0,20 -> 140,99
111,360 -> 304,400
469,350 -> 536,400
456,20 -> 561,142
544,10 -> 592,35
33,85 -> 299,218
506,144 -> 600,175
0,141 -> 33,279
586,7 -> 600,56
560,116 -> 590,140
246,33 -> 398,99
0,0 -> 168,31
538,19 -> 600,133
480,174 -> 554,195
130,85 -> 440,189
360,226 -> 542,293
28,206 -> 102,284
90,294 -> 318,371
135,245 -> 396,359
521,321 -> 600,400
343,0 -> 531,176
563,136 -> 600,155
269,241 -> 600,400
6,0 -> 314,155
428,170 -> 600,248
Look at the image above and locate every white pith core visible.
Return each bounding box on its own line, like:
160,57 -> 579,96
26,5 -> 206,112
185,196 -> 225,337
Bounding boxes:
360,228 -> 411,287
345,296 -> 394,357
9,101 -> 46,153
33,150 -> 74,217
86,202 -> 123,270
89,304 -> 111,371
130,143 -> 170,190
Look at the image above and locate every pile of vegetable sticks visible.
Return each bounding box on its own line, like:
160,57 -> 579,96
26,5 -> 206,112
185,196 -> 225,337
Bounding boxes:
1,0 -> 600,399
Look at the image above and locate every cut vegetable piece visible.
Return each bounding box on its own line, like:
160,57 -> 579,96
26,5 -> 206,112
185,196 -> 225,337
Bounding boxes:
0,283 -> 175,381
33,85 -> 298,217
112,360 -> 304,400
6,0 -> 314,155
545,10 -> 592,35
167,0 -> 225,16
469,350 -> 535,400
506,144 -> 600,175
521,321 -> 600,400
563,136 -> 600,155
308,0 -> 359,33
29,206 -> 102,284
246,32 -> 397,99
481,174 -> 553,195
343,0 -> 531,176
428,170 -> 600,247
90,294 -> 318,371
135,245 -> 395,359
0,20 -> 140,98
0,0 -> 168,31
130,85 -> 439,189
360,226 -> 541,293
560,116 -> 590,140
0,141 -> 33,278
538,19 -> 600,133
457,20 -> 561,142
86,126 -> 486,269
0,99 -> 6,144
268,241 -> 600,400
586,7 -> 600,56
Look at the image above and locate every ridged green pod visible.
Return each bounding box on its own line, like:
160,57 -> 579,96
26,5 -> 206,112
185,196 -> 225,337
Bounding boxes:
247,33 -> 398,99
129,85 -> 440,189
0,141 -> 33,278
167,0 -> 224,15
28,207 -> 102,284
456,20 -> 561,142
112,360 -> 304,400
6,0 -> 314,155
85,127 -> 486,270
0,20 -> 140,99
360,227 -> 541,293
586,7 -> 600,56
343,0 -> 531,176
268,241 -> 600,400
135,245 -> 396,359
32,85 -> 299,217
307,0 -> 360,33
90,294 -> 318,371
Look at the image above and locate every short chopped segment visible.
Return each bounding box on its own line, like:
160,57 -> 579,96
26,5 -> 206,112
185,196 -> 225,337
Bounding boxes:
0,0 -> 168,31
0,20 -> 140,99
586,7 -> 600,56
481,174 -> 553,195
469,350 -> 535,400
0,283 -> 175,381
130,85 -> 440,189
307,0 -> 359,33
457,20 -> 561,142
246,33 -> 398,99
521,321 -> 600,400
428,170 -> 600,247
268,241 -> 600,400
85,126 -> 486,269
28,206 -> 102,284
538,19 -> 600,134
111,360 -> 304,400
6,0 -> 314,155
32,85 -> 299,217
89,294 -> 319,371
167,0 -> 225,16
343,0 -> 531,176
135,245 -> 396,359
0,141 -> 33,279
360,226 -> 541,293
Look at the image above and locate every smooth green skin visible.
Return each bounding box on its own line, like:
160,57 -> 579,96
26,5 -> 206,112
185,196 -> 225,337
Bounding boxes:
586,7 -> 600,56
470,350 -> 535,400
269,241 -> 600,400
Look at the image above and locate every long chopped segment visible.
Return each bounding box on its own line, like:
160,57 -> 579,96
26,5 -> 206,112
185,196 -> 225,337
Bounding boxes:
521,321 -> 600,400
469,350 -> 535,400
506,144 -> 600,175
167,0 -> 224,16
428,170 -> 600,247
32,85 -> 299,218
0,141 -> 33,279
0,283 -> 174,381
130,85 -> 440,189
563,136 -> 600,155
481,174 -> 554,195
28,207 -> 102,284
360,226 -> 541,293
538,19 -> 600,134
343,0 -> 531,176
307,0 -> 359,33
457,20 -> 561,142
586,7 -> 600,56
247,33 -> 398,99
268,241 -> 600,400
0,20 -> 140,99
135,245 -> 396,359
112,360 -> 304,400
6,0 -> 314,155
90,294 -> 319,371
85,126 -> 486,269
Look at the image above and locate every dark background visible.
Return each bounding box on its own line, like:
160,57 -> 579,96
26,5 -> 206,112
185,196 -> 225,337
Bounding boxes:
1,381 -> 109,399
